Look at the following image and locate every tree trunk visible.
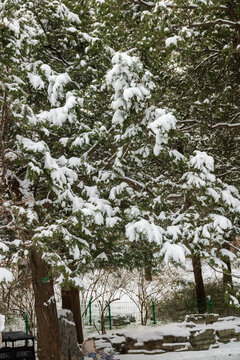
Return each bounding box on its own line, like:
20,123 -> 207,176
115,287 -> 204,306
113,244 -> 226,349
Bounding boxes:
143,307 -> 148,326
223,260 -> 233,289
222,242 -> 233,290
144,265 -> 152,282
30,249 -> 62,360
61,287 -> 84,344
100,311 -> 106,335
192,255 -> 206,313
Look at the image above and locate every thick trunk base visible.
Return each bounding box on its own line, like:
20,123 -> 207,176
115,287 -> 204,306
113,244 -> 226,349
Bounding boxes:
62,287 -> 84,344
30,249 -> 62,360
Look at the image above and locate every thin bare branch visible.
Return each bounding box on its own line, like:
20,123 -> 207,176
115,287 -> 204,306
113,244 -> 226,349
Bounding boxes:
211,122 -> 240,129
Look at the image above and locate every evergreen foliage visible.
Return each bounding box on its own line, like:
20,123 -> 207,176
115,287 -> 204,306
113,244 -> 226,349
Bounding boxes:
0,0 -> 240,307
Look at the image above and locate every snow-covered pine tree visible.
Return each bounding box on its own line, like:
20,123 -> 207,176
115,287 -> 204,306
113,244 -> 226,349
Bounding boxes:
103,50 -> 240,311
92,0 -> 240,308
161,150 -> 240,311
0,0 -> 118,356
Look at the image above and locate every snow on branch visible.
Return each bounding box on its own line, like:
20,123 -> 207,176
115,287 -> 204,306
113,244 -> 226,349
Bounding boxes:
188,19 -> 240,28
126,219 -> 164,244
160,242 -> 190,264
211,122 -> 240,129
120,176 -> 155,197
135,0 -> 227,10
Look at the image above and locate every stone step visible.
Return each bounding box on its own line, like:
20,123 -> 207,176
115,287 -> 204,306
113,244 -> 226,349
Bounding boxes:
128,349 -> 166,355
161,342 -> 192,352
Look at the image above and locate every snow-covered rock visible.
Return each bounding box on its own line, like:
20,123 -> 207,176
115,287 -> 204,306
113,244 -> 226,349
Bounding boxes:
90,316 -> 240,354
58,309 -> 83,360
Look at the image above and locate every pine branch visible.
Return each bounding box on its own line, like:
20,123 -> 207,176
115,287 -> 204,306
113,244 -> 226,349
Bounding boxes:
34,12 -> 71,67
188,18 -> 240,28
120,176 -> 156,197
194,52 -> 220,71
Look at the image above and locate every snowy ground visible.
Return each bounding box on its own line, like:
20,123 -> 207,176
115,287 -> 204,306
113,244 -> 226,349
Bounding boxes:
83,342 -> 240,360
117,342 -> 240,359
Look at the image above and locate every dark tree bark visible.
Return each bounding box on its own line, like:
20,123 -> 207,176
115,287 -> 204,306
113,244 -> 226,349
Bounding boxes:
30,249 -> 62,360
222,242 -> 233,289
192,255 -> 206,313
144,265 -> 152,282
62,287 -> 84,344
223,261 -> 233,289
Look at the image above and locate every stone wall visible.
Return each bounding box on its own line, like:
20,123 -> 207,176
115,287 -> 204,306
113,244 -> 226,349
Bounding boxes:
92,314 -> 240,355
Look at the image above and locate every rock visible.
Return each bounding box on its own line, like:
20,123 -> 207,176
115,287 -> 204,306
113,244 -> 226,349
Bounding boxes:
132,340 -> 144,350
111,335 -> 126,352
95,338 -> 113,352
185,314 -> 219,324
58,309 -> 84,360
128,349 -> 165,355
143,339 -> 163,351
190,328 -> 216,350
216,328 -> 236,343
162,335 -> 188,343
119,343 -> 129,354
161,342 -> 192,352
125,335 -> 138,349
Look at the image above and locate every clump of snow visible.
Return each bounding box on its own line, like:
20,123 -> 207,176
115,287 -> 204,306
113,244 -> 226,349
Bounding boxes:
160,243 -> 189,264
148,112 -> 177,155
0,268 -> 14,282
210,214 -> 232,233
48,73 -> 72,106
189,151 -> 214,174
28,73 -> 45,89
183,151 -> 216,188
165,35 -> 180,47
106,51 -> 154,126
56,3 -> 81,24
57,309 -> 72,318
17,136 -> 46,153
126,219 -> 164,244
40,64 -> 52,78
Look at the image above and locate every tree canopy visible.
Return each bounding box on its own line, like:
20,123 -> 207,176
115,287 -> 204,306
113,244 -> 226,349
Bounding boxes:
0,0 -> 240,309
